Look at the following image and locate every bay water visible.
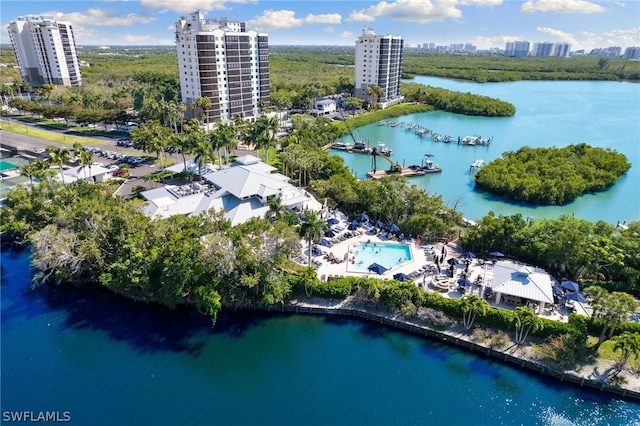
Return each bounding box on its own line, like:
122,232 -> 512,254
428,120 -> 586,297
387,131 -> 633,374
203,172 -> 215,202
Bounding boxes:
3,78 -> 640,425
335,77 -> 640,224
2,249 -> 639,425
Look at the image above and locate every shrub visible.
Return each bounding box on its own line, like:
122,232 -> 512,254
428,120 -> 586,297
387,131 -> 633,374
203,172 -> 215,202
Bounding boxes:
417,307 -> 455,329
490,330 -> 510,349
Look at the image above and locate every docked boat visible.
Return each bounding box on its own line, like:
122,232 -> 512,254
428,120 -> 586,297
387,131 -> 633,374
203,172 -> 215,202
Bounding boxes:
352,141 -> 372,154
377,143 -> 392,156
407,155 -> 442,174
330,142 -> 353,151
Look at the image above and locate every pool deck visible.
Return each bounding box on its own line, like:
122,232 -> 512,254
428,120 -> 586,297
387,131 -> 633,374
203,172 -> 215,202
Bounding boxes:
296,221 -> 588,323
310,231 -> 431,282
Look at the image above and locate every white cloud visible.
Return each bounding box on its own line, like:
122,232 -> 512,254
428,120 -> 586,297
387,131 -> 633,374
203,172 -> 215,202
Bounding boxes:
246,10 -> 302,31
324,26 -> 335,33
122,34 -> 153,43
42,8 -> 156,27
340,31 -> 354,39
347,11 -> 375,22
581,27 -> 640,49
139,0 -> 256,14
303,13 -> 342,25
472,35 -> 525,49
348,0 -> 463,24
247,10 -> 343,31
521,0 -> 606,14
537,27 -> 578,45
459,0 -> 503,6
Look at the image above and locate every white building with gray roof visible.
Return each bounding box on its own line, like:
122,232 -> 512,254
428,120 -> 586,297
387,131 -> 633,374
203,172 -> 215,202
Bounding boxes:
141,155 -> 321,225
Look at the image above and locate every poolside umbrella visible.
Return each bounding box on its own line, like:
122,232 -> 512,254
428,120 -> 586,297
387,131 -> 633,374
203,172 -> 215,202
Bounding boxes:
356,213 -> 369,222
393,272 -> 411,282
447,258 -> 460,266
348,220 -> 360,230
457,277 -> 473,287
489,251 -> 504,257
386,224 -> 400,233
327,218 -> 340,225
324,228 -> 337,237
565,291 -> 587,303
462,252 -> 476,259
552,284 -> 564,296
367,263 -> 388,275
560,280 -> 580,292
372,220 -> 384,228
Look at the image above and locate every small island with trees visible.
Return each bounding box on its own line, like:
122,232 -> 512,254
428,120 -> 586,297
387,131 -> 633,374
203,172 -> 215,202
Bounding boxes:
1,45 -> 639,399
474,144 -> 631,204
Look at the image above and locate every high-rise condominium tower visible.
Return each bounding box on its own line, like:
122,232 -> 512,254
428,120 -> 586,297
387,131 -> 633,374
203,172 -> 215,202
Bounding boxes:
7,15 -> 82,87
175,11 -> 270,124
354,27 -> 403,109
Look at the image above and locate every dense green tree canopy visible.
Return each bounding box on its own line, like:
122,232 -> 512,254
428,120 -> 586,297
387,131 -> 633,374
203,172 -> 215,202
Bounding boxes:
474,144 -> 630,204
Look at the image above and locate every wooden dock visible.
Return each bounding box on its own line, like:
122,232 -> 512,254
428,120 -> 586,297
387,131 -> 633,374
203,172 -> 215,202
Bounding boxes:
469,159 -> 485,173
367,168 -> 430,180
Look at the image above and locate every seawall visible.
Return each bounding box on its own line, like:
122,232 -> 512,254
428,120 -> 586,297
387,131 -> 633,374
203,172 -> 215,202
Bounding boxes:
229,301 -> 640,402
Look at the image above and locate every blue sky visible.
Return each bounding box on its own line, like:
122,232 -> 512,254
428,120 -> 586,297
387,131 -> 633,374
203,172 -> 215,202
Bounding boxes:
2,0 -> 638,50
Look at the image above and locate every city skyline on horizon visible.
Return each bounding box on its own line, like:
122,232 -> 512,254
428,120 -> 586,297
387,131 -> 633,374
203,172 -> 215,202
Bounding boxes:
1,1 -> 638,52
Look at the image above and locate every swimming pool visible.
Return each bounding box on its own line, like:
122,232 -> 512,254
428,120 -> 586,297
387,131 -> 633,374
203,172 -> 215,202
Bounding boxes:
346,242 -> 413,273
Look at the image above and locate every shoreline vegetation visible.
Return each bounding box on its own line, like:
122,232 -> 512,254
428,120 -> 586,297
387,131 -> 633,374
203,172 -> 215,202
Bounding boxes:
43,274 -> 639,401
474,144 -> 631,204
2,46 -> 639,401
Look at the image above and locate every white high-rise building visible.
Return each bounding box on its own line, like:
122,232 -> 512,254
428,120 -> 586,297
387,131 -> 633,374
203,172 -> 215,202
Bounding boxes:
354,27 -> 404,109
532,42 -> 556,57
175,12 -> 270,124
504,41 -> 530,57
7,15 -> 82,87
554,43 -> 571,57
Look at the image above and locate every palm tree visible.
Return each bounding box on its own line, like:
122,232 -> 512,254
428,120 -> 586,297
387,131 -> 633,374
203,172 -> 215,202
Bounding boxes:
170,132 -> 189,174
30,159 -> 53,183
207,127 -> 224,167
584,285 -> 608,320
78,149 -> 93,182
612,332 -> 640,374
19,163 -> 36,187
265,196 -> 286,222
193,140 -> 214,181
217,123 -> 238,164
366,85 -> 385,110
460,294 -> 489,330
596,292 -> 637,344
45,146 -> 70,184
261,116 -> 278,165
298,210 -> 327,295
511,306 -> 544,345
192,96 -> 212,129
132,120 -> 172,184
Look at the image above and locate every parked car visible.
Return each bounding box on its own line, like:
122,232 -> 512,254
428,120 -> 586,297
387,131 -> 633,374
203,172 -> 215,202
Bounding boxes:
112,168 -> 129,177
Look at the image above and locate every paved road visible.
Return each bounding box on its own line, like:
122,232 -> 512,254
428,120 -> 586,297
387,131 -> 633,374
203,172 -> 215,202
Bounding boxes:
1,116 -> 258,198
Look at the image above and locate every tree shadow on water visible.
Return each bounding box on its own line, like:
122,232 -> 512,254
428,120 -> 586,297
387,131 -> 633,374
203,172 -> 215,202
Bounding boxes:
40,284 -> 271,357
42,284 -> 213,356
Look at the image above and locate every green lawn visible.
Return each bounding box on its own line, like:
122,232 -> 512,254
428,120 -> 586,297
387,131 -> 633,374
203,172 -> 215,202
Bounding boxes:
0,118 -> 108,147
590,336 -> 640,369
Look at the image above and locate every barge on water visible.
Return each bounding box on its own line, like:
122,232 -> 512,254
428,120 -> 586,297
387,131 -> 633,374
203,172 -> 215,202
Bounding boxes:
367,154 -> 442,180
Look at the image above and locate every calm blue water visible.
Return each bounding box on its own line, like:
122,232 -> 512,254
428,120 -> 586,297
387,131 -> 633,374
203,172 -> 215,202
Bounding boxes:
336,78 -> 640,224
3,249 -> 639,425
347,242 -> 412,272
